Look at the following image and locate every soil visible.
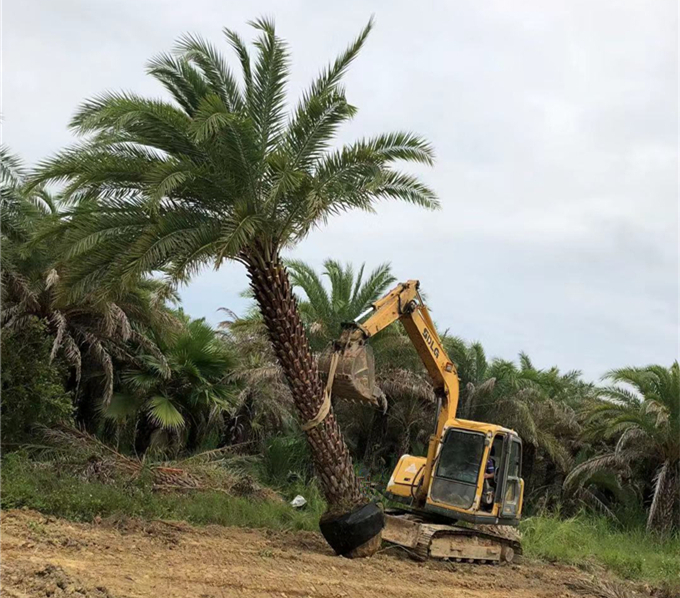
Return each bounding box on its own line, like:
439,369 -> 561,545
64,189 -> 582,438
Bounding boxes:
1,509 -> 647,598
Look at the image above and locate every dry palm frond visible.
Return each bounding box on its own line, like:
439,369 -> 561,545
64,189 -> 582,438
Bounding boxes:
647,460 -> 671,531
379,368 -> 434,403
566,578 -> 638,598
0,302 -> 23,325
564,453 -> 631,492
35,425 -> 277,500
535,428 -> 573,471
81,334 -> 115,403
573,487 -> 620,522
0,271 -> 40,316
645,399 -> 670,427
473,377 -> 496,396
217,306 -> 239,328
2,312 -> 37,332
615,427 -> 648,454
231,363 -> 285,386
45,268 -> 60,290
48,310 -> 68,362
173,443 -> 256,465
102,302 -> 132,341
39,425 -> 138,467
61,334 -> 82,383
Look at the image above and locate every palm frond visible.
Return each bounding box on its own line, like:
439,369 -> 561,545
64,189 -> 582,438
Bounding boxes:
174,33 -> 244,112
148,395 -> 185,430
564,453 -> 631,492
248,16 -> 290,155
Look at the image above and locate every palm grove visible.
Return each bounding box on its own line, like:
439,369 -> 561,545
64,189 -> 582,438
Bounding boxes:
1,19 -> 677,537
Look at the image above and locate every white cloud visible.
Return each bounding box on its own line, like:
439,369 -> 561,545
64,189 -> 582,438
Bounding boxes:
4,0 -> 677,380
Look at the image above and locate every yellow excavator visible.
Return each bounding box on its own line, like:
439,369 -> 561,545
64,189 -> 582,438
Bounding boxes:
320,280 -> 524,563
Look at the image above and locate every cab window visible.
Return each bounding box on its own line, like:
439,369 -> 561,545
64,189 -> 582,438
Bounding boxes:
430,429 -> 485,509
508,440 -> 521,478
436,429 -> 485,484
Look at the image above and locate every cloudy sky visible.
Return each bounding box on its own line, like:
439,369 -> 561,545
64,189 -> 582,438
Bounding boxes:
4,1 -> 678,380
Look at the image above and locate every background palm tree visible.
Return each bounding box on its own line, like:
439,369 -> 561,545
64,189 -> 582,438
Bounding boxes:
109,315 -> 238,455
32,18 -> 437,512
1,147 -> 177,421
287,259 -> 395,350
565,363 -> 679,532
218,307 -> 296,448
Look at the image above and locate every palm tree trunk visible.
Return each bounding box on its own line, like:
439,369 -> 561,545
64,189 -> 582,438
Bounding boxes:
186,420 -> 200,453
245,248 -> 363,511
134,410 -> 156,456
647,460 -> 679,533
524,443 -> 537,489
363,408 -> 388,471
398,424 -> 412,457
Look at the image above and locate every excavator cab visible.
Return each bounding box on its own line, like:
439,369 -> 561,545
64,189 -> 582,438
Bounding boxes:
385,423 -> 523,525
431,425 -> 523,523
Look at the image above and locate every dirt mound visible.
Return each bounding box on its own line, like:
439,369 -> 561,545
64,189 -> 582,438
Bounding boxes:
2,563 -> 114,598
1,509 -> 650,598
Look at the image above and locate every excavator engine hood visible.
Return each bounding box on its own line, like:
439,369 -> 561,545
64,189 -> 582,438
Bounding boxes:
318,342 -> 385,408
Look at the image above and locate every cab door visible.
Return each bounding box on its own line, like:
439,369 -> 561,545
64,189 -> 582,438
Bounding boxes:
500,437 -> 523,519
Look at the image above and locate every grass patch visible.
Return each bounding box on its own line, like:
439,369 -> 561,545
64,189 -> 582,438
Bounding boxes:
1,452 -> 324,532
521,512 -> 680,589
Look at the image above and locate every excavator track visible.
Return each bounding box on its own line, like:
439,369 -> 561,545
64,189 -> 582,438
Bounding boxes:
383,511 -> 522,564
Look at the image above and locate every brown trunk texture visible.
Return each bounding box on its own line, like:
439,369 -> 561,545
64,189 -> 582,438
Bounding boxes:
245,249 -> 363,511
362,408 -> 389,471
648,460 -> 679,533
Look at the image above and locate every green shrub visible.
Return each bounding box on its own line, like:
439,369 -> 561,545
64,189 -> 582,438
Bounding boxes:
1,319 -> 72,444
259,433 -> 313,486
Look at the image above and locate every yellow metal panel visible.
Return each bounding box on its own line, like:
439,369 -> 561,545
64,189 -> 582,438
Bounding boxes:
386,454 -> 427,498
517,479 -> 525,517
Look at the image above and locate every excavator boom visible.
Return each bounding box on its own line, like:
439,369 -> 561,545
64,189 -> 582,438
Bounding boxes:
322,280 -> 459,431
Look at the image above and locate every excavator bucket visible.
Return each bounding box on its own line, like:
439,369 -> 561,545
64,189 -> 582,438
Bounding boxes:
318,342 -> 385,408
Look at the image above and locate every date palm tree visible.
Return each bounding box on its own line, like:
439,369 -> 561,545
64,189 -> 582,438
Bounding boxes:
33,18 -> 437,514
565,363 -> 679,533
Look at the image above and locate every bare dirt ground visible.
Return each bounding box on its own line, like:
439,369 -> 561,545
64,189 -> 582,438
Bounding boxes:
1,509 -> 644,598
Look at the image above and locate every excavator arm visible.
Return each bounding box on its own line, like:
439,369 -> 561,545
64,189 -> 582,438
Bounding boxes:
322,280 -> 461,504
336,280 -> 460,439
